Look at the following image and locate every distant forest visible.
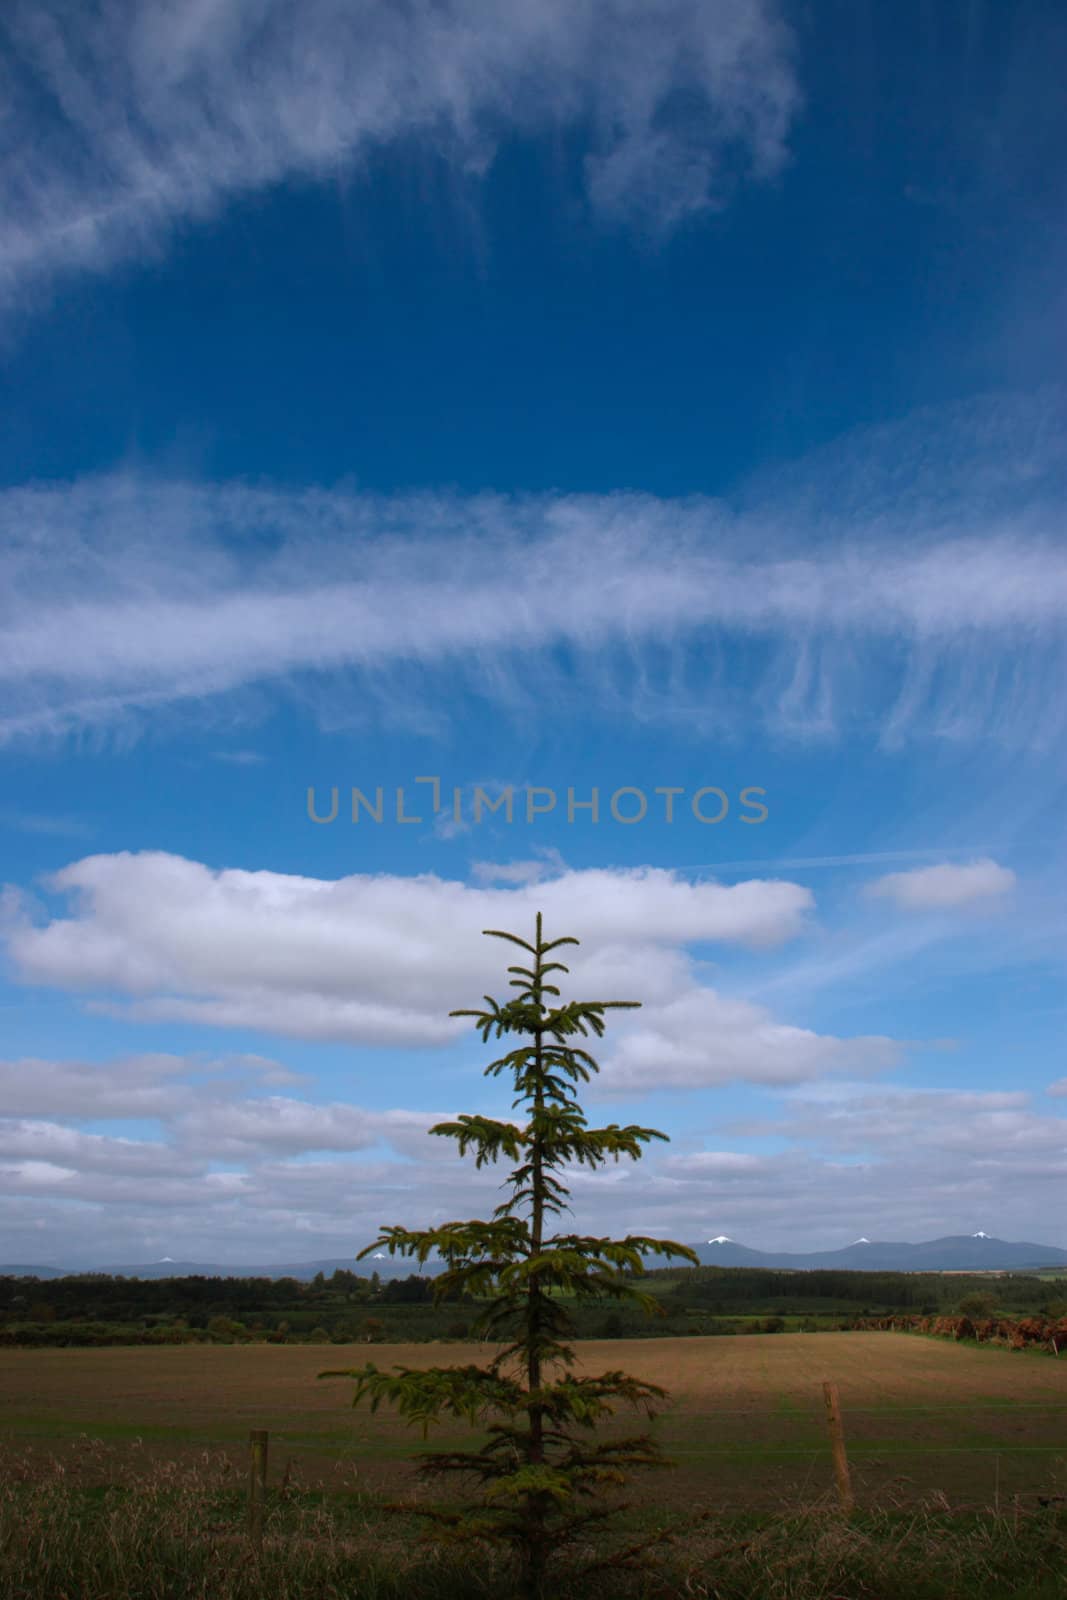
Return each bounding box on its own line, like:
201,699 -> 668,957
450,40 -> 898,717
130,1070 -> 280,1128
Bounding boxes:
2,1264 -> 1065,1347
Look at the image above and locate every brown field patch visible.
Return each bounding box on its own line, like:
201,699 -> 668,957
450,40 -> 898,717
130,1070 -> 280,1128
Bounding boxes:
2,1333 -> 1065,1511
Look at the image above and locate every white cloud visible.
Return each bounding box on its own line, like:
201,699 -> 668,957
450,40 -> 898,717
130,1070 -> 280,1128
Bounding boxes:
0,0 -> 799,306
0,1160 -> 80,1190
770,1082 -> 1042,1149
1,398 -> 1065,750
0,1066 -> 1064,1266
0,811 -> 94,838
599,987 -> 898,1092
2,851 -> 813,1046
170,1098 -> 448,1159
0,1119 -> 196,1179
470,847 -> 568,885
0,848 -> 908,1114
867,858 -> 1017,911
643,1084 -> 1067,1245
433,780 -> 527,841
0,1051 -> 299,1121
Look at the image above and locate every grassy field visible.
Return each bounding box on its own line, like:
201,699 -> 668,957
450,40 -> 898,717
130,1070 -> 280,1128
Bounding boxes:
2,1331 -> 1066,1512
3,1334 -> 1066,1598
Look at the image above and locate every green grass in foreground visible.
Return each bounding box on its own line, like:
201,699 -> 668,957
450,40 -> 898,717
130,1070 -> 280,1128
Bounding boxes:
1,1448 -> 1065,1599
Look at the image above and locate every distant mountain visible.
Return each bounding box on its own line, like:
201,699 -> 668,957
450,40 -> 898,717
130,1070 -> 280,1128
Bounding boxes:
3,1233 -> 1065,1281
0,1264 -> 68,1280
690,1234 -> 1067,1271
0,1255 -> 445,1282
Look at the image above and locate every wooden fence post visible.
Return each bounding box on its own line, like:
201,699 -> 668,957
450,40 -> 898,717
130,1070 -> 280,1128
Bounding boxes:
822,1382 -> 854,1514
248,1429 -> 269,1550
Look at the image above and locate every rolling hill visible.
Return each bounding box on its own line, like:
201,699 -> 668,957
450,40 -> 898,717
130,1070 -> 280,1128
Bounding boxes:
4,1233 -> 1066,1280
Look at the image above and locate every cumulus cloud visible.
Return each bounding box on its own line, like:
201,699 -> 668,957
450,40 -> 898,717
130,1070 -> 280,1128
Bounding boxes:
1,394 -> 1064,750
1,851 -> 814,1048
867,858 -> 1017,911
599,987 -> 898,1092
0,0 -> 799,306
0,848 -> 909,1139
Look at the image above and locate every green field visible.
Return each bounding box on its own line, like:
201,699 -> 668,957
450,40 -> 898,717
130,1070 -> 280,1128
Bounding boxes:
3,1331 -> 1065,1512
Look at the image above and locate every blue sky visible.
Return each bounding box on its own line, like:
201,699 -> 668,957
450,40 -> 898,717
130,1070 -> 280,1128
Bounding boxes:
0,0 -> 1065,1266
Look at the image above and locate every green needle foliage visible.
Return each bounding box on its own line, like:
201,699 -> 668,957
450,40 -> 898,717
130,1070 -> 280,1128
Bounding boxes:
320,912 -> 698,1598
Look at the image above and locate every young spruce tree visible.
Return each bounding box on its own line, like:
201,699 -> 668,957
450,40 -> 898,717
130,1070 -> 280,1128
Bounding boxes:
321,913 -> 697,1596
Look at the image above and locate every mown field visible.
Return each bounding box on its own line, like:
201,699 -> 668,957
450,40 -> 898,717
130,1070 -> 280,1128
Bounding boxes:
3,1331 -> 1066,1512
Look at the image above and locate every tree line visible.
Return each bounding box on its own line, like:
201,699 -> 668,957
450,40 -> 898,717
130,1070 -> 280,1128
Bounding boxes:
1,1261 -> 1063,1348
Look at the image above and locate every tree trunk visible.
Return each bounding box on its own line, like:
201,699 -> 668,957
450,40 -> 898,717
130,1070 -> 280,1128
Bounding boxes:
523,917 -> 547,1597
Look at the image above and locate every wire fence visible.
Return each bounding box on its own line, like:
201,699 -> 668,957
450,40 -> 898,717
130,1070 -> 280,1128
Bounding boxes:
230,1383 -> 1067,1536
640,1383 -> 1067,1515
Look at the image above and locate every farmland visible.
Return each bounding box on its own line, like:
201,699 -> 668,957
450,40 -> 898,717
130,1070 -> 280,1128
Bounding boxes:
3,1332 -> 1065,1512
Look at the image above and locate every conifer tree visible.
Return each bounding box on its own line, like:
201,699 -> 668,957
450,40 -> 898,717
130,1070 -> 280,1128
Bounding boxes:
321,912 -> 697,1597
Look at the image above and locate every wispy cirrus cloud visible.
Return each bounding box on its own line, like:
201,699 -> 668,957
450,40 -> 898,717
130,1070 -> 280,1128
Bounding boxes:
0,810 -> 94,839
471,847 -> 569,885
210,750 -> 266,767
0,0 -> 799,308
1,393 -> 1066,751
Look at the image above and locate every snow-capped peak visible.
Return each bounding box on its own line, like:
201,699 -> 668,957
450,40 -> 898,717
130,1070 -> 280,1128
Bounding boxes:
973,1231 -> 991,1239
706,1236 -> 733,1245
852,1237 -> 871,1245
157,1256 -> 176,1262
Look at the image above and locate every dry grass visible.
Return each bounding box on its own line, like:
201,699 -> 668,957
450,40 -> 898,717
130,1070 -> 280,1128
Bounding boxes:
0,1439 -> 1065,1599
